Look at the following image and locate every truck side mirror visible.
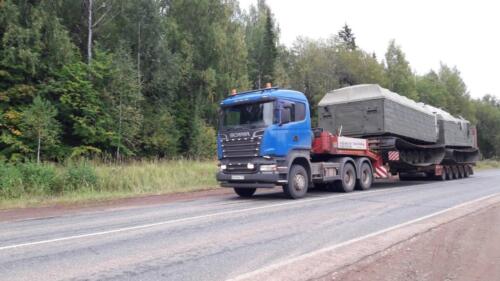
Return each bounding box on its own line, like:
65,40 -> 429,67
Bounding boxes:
280,107 -> 291,125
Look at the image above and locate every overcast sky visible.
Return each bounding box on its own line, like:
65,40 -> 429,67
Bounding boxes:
239,0 -> 499,99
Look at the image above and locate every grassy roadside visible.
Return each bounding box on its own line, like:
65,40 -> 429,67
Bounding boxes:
0,160 -> 219,209
475,159 -> 500,171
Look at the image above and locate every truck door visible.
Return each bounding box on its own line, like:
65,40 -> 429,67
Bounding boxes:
274,100 -> 312,156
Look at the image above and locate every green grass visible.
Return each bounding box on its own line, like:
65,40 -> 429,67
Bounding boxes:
0,160 -> 219,209
476,159 -> 500,171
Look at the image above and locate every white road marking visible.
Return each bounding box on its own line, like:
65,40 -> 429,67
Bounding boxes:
0,186 -> 415,251
227,192 -> 500,281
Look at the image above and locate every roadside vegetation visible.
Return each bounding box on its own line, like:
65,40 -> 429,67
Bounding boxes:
0,160 -> 218,208
476,159 -> 500,170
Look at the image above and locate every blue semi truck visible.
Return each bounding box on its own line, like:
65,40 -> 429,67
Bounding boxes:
216,84 -> 478,199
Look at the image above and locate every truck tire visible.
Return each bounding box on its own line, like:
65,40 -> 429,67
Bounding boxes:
283,165 -> 309,199
355,162 -> 373,190
445,166 -> 453,180
437,169 -> 447,181
452,166 -> 459,179
464,166 -> 470,178
335,163 -> 356,192
458,166 -> 465,178
233,188 -> 256,198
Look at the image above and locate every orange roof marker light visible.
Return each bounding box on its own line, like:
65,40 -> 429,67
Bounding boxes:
265,82 -> 272,88
230,89 -> 237,96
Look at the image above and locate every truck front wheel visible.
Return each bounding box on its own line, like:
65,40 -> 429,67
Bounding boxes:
283,165 -> 309,199
233,188 -> 256,198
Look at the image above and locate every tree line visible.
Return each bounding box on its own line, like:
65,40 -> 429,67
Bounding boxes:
1,0 -> 499,162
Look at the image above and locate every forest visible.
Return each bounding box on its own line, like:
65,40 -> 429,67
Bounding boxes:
1,0 -> 499,164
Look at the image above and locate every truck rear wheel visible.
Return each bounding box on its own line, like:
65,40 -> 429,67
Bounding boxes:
283,165 -> 309,199
335,163 -> 356,192
355,162 -> 373,190
233,188 -> 256,198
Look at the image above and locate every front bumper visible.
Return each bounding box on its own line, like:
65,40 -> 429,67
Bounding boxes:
216,171 -> 284,188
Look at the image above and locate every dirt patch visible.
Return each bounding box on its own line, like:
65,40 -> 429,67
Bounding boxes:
0,188 -> 233,222
323,204 -> 500,281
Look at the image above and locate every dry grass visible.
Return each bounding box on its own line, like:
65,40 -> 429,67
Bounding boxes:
476,159 -> 500,171
0,160 -> 219,209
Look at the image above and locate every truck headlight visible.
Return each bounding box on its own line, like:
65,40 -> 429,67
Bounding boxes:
220,164 -> 227,171
260,164 -> 277,172
247,163 -> 255,169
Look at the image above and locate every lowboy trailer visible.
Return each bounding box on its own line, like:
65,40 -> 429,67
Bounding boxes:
216,84 -> 478,199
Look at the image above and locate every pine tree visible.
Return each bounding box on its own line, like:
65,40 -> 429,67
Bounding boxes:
338,24 -> 356,50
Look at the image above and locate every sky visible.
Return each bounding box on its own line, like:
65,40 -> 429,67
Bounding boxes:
239,0 -> 500,99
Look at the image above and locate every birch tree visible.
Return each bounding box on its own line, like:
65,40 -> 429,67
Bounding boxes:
21,97 -> 60,163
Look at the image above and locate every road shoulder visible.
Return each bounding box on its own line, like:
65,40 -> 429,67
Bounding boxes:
0,188 -> 232,222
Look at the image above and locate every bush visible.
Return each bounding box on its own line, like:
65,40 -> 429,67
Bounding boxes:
0,163 -> 24,198
17,162 -> 60,194
63,161 -> 98,191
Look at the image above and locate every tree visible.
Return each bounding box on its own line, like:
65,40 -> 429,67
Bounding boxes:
245,0 -> 278,88
107,47 -> 143,159
337,24 -> 356,50
385,40 -> 418,100
20,96 -> 60,163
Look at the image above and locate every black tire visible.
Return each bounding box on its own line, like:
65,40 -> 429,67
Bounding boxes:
458,166 -> 465,179
283,165 -> 309,199
233,188 -> 256,198
445,167 -> 453,180
355,162 -> 373,190
437,169 -> 447,181
452,166 -> 459,179
464,166 -> 470,178
335,163 -> 356,192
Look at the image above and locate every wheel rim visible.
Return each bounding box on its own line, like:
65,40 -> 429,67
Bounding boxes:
293,174 -> 306,192
362,169 -> 370,185
344,170 -> 354,186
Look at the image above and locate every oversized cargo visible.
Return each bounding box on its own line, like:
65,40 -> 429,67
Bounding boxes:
318,84 -> 438,143
422,105 -> 475,147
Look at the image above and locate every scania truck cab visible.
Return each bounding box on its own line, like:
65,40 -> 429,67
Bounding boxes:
216,87 -> 314,198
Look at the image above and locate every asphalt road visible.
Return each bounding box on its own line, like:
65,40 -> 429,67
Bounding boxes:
1,169 -> 500,281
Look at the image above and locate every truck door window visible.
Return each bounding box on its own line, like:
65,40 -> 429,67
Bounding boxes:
295,102 -> 306,121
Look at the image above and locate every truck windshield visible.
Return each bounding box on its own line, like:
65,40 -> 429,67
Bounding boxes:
222,101 -> 274,130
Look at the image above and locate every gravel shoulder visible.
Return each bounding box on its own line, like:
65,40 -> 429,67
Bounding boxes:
324,201 -> 500,281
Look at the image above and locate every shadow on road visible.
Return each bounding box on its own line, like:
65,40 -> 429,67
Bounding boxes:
228,178 -> 438,201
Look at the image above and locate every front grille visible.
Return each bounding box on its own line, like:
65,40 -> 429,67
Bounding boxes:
222,136 -> 262,159
225,163 -> 256,174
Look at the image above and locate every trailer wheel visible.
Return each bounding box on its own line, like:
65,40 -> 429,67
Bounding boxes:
445,166 -> 453,180
437,169 -> 447,181
464,166 -> 470,178
283,165 -> 308,199
452,166 -> 459,179
335,163 -> 356,192
458,166 -> 465,178
233,188 -> 256,198
356,162 -> 373,190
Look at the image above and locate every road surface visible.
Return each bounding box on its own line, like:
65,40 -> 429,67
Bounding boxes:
1,169 -> 500,281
